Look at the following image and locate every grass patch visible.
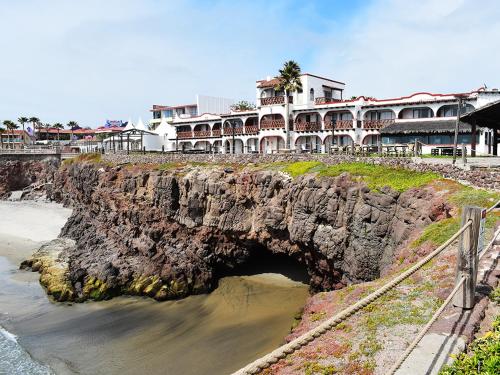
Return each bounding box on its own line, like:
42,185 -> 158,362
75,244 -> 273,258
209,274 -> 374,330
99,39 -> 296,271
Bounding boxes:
411,217 -> 460,248
268,161 -> 440,192
156,162 -> 184,171
449,187 -> 500,210
62,152 -> 102,166
439,315 -> 500,374
303,361 -> 337,375
282,161 -> 323,177
318,162 -> 440,192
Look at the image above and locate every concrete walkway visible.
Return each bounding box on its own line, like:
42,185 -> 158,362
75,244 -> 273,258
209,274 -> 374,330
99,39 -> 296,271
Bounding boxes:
396,232 -> 500,374
417,156 -> 500,169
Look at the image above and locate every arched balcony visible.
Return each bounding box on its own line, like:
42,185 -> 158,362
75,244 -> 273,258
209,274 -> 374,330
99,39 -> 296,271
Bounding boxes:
398,107 -> 433,119
193,124 -> 211,138
246,138 -> 259,153
193,140 -> 211,151
363,110 -> 396,129
324,134 -> 354,149
244,117 -> 259,134
295,135 -> 322,153
436,104 -> 475,117
223,119 -> 244,136
294,112 -> 322,132
176,125 -> 192,139
224,138 -> 244,154
260,136 -> 285,153
324,111 -> 354,130
260,114 -> 285,130
212,122 -> 222,137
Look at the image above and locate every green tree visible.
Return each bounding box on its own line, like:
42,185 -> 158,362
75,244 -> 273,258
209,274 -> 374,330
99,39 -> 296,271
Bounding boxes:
230,100 -> 256,111
67,121 -> 79,141
18,117 -> 28,142
29,117 -> 40,140
274,60 -> 302,149
44,123 -> 52,142
53,122 -> 64,141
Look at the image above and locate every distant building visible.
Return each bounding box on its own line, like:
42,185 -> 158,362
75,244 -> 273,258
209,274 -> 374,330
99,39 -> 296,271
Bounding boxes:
149,94 -> 234,130
154,73 -> 500,155
0,130 -> 32,149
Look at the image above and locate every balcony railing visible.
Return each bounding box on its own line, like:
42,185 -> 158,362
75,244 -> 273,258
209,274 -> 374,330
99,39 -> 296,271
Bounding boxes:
294,122 -> 321,132
260,119 -> 285,129
212,129 -> 221,137
244,125 -> 259,134
193,130 -> 211,138
260,96 -> 293,106
363,119 -> 395,130
177,131 -> 193,139
223,127 -> 244,135
315,97 -> 341,105
324,120 -> 354,130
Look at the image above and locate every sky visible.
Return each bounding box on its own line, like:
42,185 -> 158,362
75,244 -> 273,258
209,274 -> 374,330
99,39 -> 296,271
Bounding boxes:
1,0 -> 500,128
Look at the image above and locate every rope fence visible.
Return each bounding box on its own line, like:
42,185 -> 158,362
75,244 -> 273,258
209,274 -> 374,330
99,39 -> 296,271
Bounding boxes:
233,199 -> 500,375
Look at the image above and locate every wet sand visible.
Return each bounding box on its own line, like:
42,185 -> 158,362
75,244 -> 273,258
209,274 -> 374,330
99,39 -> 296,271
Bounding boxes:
0,201 -> 309,375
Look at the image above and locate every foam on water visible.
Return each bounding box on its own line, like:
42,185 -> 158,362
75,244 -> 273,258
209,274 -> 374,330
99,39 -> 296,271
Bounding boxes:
0,325 -> 53,375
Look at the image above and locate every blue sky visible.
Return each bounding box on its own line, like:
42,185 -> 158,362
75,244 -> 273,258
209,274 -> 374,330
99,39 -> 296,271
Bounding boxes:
1,0 -> 500,127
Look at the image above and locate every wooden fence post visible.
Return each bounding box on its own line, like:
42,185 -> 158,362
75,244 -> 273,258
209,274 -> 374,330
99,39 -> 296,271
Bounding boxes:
453,206 -> 482,309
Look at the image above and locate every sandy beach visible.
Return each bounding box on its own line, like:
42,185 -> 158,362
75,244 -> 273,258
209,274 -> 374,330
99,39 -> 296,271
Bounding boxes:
0,200 -> 309,375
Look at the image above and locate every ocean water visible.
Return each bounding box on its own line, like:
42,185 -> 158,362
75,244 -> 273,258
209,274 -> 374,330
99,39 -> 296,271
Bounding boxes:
0,201 -> 310,375
0,326 -> 52,375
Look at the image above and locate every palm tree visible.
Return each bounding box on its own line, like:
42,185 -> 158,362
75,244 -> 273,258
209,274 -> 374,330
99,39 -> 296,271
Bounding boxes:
29,117 -> 40,140
67,121 -> 78,142
275,60 -> 302,150
53,123 -> 64,141
44,123 -> 52,142
3,120 -> 19,149
18,117 -> 28,133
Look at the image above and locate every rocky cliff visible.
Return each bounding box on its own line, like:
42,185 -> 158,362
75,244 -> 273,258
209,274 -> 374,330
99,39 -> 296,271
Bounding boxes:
29,161 -> 449,302
0,159 -> 59,198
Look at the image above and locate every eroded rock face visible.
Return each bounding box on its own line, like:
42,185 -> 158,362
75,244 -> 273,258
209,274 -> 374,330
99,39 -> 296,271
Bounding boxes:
47,162 -> 449,301
0,159 -> 59,198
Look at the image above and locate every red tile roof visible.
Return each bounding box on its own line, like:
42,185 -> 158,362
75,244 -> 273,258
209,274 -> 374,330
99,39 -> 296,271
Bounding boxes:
256,77 -> 283,88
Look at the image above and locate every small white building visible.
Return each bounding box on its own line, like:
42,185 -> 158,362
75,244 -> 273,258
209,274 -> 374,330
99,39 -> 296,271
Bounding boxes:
149,95 -> 235,130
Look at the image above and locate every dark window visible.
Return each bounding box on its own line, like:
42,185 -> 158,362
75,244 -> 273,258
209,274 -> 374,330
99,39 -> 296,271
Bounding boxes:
309,88 -> 315,101
412,108 -> 431,118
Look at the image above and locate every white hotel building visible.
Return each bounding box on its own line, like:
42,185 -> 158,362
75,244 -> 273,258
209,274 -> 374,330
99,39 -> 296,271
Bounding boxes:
150,73 -> 500,156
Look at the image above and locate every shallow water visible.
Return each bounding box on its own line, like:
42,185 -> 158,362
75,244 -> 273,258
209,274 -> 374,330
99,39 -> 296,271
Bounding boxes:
0,201 -> 309,375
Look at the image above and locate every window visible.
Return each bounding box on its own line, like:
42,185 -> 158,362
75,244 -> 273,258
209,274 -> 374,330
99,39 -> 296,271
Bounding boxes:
309,88 -> 315,101
412,108 -> 432,118
340,112 -> 353,121
188,107 -> 197,116
153,111 -> 161,119
324,90 -> 332,99
163,110 -> 173,118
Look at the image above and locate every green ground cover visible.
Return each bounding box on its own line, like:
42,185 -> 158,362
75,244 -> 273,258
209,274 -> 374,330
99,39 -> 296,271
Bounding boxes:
279,161 -> 440,192
439,288 -> 500,375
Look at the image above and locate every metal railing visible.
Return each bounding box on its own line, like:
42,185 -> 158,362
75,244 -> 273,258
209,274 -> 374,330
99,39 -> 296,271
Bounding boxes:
233,200 -> 500,375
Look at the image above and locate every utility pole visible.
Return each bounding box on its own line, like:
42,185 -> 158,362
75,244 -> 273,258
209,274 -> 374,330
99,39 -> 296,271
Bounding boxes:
452,96 -> 463,165
231,120 -> 235,154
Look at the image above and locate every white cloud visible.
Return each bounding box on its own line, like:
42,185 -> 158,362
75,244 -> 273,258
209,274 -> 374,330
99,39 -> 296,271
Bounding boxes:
1,0 -> 499,126
0,0 -> 313,126
312,0 -> 500,98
